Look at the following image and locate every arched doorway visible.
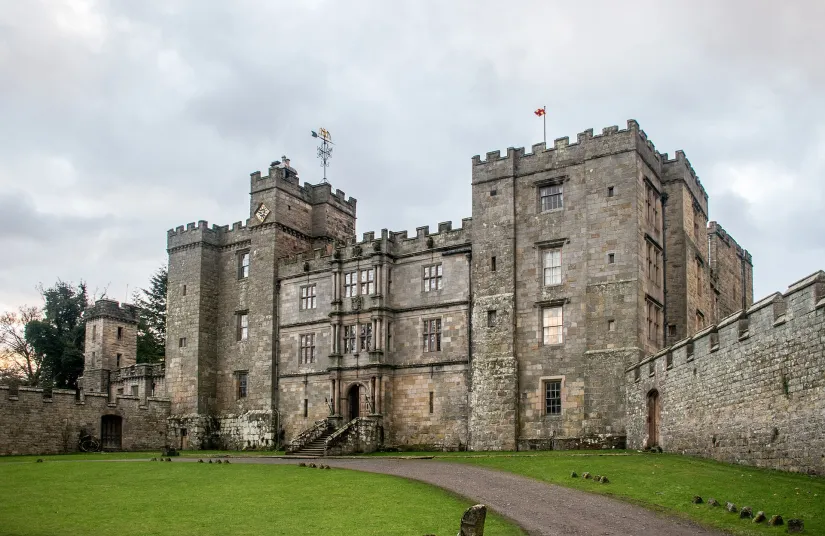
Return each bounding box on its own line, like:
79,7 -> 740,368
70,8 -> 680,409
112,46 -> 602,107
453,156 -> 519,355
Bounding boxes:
101,415 -> 123,451
347,384 -> 364,421
646,389 -> 661,448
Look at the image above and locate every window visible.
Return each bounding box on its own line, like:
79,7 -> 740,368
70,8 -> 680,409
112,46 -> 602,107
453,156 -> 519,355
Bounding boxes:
491,256 -> 497,271
303,399 -> 308,417
545,380 -> 561,415
179,337 -> 186,348
696,310 -> 705,330
300,333 -> 316,364
344,272 -> 357,297
238,251 -> 250,279
696,259 -> 703,296
182,284 -> 187,296
429,391 -> 434,414
645,182 -> 660,230
92,324 -> 96,339
236,371 -> 248,399
117,326 -> 123,340
487,310 -> 497,327
668,324 -> 676,337
490,189 -> 497,196
131,385 -> 139,396
607,253 -> 615,264
647,241 -> 662,286
117,388 -> 123,395
543,249 -> 562,286
116,353 -> 122,368
423,319 -> 442,352
542,306 -> 563,344
344,325 -> 356,353
360,324 -> 372,352
237,312 -> 249,341
607,186 -> 614,197
300,285 -> 317,310
540,184 -> 563,212
607,320 -> 615,332
646,299 -> 661,345
423,264 -> 443,292
360,268 -> 375,295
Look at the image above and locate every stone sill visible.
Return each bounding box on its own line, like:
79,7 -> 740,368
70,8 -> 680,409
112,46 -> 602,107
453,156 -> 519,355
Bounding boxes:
710,344 -> 720,353
773,316 -> 788,327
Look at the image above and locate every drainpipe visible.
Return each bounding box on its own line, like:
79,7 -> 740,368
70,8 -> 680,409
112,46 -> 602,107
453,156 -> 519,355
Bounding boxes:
660,192 -> 669,346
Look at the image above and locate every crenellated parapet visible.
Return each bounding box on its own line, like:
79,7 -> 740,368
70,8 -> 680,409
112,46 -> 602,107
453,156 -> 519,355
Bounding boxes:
84,299 -> 139,324
167,219 -> 252,252
708,221 -> 753,265
660,150 -> 709,217
276,218 -> 473,276
250,161 -> 357,215
628,270 -> 824,378
471,119 -> 663,182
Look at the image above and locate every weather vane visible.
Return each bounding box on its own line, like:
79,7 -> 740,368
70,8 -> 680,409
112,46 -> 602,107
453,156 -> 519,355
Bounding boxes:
311,127 -> 334,183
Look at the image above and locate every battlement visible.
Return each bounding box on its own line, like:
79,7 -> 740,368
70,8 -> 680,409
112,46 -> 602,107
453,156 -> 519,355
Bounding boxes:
661,150 -> 709,216
84,299 -> 139,324
276,218 -> 473,276
708,221 -> 753,264
251,161 -> 357,214
471,120 -> 663,182
0,384 -> 171,406
629,270 -> 825,375
167,219 -> 251,250
110,363 -> 165,383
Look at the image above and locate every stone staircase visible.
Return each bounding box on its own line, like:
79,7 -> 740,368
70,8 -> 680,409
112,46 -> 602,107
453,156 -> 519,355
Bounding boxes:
288,426 -> 336,457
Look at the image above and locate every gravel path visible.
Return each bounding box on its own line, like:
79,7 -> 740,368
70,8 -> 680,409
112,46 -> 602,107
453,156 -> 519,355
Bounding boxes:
177,456 -> 723,536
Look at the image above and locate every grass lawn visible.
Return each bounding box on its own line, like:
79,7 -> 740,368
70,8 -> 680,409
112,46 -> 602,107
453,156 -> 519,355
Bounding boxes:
421,450 -> 823,536
0,460 -> 524,536
0,449 -> 284,463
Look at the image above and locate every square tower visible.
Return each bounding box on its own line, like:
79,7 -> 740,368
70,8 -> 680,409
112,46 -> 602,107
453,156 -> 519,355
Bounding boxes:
80,299 -> 139,393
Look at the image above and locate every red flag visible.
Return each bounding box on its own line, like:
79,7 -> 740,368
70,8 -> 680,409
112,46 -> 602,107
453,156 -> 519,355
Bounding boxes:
534,107 -> 546,117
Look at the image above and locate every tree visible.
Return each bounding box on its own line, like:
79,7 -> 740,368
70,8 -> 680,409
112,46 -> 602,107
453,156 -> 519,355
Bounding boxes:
0,306 -> 43,385
25,281 -> 88,389
133,265 -> 167,363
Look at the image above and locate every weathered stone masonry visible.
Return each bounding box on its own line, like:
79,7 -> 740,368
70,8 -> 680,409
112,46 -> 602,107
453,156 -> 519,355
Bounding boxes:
626,271 -> 825,474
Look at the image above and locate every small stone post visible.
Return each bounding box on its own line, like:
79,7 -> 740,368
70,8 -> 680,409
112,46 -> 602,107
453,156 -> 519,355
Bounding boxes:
457,504 -> 487,536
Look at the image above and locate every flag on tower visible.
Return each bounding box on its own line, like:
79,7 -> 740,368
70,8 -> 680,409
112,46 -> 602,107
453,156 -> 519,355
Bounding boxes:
534,107 -> 546,117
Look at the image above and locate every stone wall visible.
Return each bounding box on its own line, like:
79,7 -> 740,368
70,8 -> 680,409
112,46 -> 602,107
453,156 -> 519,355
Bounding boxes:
626,271 -> 825,474
708,221 -> 753,320
325,416 -> 382,456
0,386 -> 170,455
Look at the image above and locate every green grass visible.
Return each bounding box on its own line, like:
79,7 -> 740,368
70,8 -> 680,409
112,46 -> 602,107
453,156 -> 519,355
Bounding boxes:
0,449 -> 284,463
0,461 -> 524,536
429,450 -> 823,536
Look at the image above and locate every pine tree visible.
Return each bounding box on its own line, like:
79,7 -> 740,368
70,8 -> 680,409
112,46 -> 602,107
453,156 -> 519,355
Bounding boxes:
134,265 -> 167,364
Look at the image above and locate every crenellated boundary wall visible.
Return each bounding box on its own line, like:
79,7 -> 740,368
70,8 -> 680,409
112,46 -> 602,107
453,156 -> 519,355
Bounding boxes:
626,271 -> 825,474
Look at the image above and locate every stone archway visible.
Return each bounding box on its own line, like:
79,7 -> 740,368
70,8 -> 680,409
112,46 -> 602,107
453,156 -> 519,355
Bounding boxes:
646,389 -> 661,448
346,383 -> 366,421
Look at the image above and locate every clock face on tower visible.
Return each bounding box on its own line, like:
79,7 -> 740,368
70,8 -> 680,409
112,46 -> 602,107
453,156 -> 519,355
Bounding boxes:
255,203 -> 270,223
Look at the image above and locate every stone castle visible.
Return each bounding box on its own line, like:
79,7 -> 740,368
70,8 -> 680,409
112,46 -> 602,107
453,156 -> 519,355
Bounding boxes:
2,120 -> 821,474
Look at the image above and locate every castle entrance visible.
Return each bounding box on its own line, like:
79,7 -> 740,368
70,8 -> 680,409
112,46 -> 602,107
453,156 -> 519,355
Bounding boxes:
347,384 -> 363,421
101,415 -> 122,450
646,390 -> 660,448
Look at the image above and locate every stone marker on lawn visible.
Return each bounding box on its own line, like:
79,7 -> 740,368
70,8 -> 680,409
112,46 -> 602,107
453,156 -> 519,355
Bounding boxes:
787,519 -> 804,533
458,504 -> 486,536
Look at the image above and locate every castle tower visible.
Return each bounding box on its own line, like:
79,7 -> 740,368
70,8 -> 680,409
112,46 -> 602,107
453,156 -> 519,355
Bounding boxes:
80,299 -> 139,393
165,158 -> 356,448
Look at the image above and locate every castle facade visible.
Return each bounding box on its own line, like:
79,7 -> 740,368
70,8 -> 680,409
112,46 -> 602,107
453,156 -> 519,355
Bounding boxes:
162,119 -> 753,451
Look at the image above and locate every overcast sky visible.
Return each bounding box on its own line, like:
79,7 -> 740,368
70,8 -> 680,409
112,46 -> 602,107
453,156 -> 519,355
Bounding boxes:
1,0 -> 823,313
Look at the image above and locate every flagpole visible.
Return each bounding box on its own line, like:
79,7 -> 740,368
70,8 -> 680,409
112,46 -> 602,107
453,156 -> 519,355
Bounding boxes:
543,106 -> 546,146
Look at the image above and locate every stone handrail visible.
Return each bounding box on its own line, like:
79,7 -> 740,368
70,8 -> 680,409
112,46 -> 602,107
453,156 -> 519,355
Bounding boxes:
324,416 -> 381,456
285,419 -> 329,454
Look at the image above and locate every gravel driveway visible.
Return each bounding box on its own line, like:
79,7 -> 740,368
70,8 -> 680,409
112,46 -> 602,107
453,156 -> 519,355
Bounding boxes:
184,456 -> 724,536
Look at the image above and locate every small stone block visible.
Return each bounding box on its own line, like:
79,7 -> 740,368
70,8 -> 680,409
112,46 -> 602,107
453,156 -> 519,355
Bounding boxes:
707,498 -> 719,507
753,511 -> 766,523
726,502 -> 737,513
582,472 -> 591,479
308,463 -> 317,468
224,460 -> 230,464
787,519 -> 803,533
599,476 -> 610,484
36,459 -> 43,463
570,471 -> 578,478
208,459 -> 213,464
197,459 -> 203,463
692,496 -> 703,504
165,458 -> 172,462
768,515 -> 784,526
740,506 -> 752,519
298,462 -> 306,467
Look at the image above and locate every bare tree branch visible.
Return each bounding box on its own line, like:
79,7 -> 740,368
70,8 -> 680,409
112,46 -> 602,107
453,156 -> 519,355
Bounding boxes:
0,306 -> 43,386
